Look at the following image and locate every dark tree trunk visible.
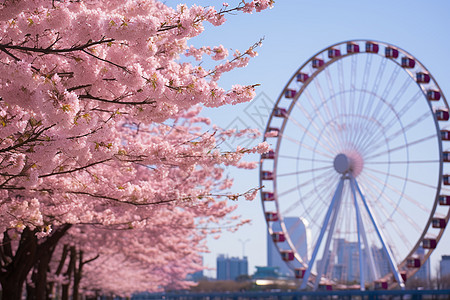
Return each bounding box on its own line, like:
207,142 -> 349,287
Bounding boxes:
61,246 -> 76,300
0,225 -> 72,300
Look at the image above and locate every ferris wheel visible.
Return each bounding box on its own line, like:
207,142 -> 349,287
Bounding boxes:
260,40 -> 450,290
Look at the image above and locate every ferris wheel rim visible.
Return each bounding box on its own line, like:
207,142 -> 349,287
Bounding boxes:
260,40 -> 450,290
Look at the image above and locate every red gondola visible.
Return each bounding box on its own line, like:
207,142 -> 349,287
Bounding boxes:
423,238 -> 437,249
375,280 -> 388,290
271,232 -> 286,242
347,43 -> 360,53
328,48 -> 341,58
439,195 -> 450,205
285,89 -> 297,98
294,268 -> 306,279
280,250 -> 294,261
417,72 -> 431,84
401,57 -> 415,68
262,150 -> 275,159
262,192 -> 275,201
444,175 -> 450,185
366,42 -> 379,53
401,271 -> 407,282
441,130 -> 450,141
436,109 -> 449,121
407,257 -> 421,268
312,58 -> 324,68
265,211 -> 278,222
266,127 -> 279,137
274,107 -> 287,118
427,90 -> 441,101
432,217 -> 447,229
296,72 -> 309,83
261,171 -> 274,180
319,284 -> 333,291
443,152 -> 450,162
385,47 -> 399,58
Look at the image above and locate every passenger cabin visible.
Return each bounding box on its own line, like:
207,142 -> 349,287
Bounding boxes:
285,89 -> 297,98
266,127 -> 280,137
265,211 -> 278,222
274,107 -> 288,118
432,217 -> 447,229
271,232 -> 286,242
296,72 -> 309,83
375,280 -> 388,290
261,171 -> 274,180
262,192 -> 275,201
347,43 -> 360,53
401,57 -> 415,68
423,238 -> 437,249
366,42 -> 379,53
262,150 -> 275,159
385,47 -> 399,58
281,250 -> 294,261
417,72 -> 431,84
294,268 -> 306,279
401,271 -> 408,282
436,109 -> 449,121
312,58 -> 324,68
318,284 -> 333,291
443,152 -> 450,162
441,130 -> 450,141
407,257 -> 421,268
328,48 -> 341,58
439,195 -> 450,205
444,175 -> 450,185
427,90 -> 441,101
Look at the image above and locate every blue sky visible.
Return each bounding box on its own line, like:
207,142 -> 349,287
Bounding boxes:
168,0 -> 450,278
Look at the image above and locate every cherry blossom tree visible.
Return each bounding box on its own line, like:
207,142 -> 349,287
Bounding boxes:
0,0 -> 273,298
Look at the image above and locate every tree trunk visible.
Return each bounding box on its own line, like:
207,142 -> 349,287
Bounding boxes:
61,246 -> 76,300
0,225 -> 72,300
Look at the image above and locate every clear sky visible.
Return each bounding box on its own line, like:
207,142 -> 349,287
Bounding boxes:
168,0 -> 450,279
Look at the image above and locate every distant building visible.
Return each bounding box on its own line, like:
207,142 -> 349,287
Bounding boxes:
412,246 -> 430,282
440,255 -> 450,278
216,254 -> 248,280
267,217 -> 309,277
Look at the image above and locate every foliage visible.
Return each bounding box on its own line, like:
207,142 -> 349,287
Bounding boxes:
0,0 -> 273,298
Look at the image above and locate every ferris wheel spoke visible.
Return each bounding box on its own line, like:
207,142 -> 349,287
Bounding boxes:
349,179 -> 368,290
370,66 -> 401,122
352,176 -> 405,288
364,164 -> 437,190
365,133 -> 436,161
277,165 -> 334,178
301,177 -> 345,290
281,134 -> 335,159
358,172 -> 424,234
365,159 -> 439,165
363,57 -> 387,119
278,154 -> 332,164
356,181 -> 409,264
285,116 -> 337,154
292,98 -> 339,150
362,168 -> 432,213
374,76 -> 414,126
362,109 -> 430,157
282,175 -> 336,221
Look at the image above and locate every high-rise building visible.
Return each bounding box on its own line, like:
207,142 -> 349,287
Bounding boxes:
216,254 -> 248,280
267,217 -> 309,277
440,255 -> 450,278
412,246 -> 430,282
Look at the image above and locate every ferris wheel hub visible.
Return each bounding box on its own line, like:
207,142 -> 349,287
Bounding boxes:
333,151 -> 364,176
334,153 -> 351,174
